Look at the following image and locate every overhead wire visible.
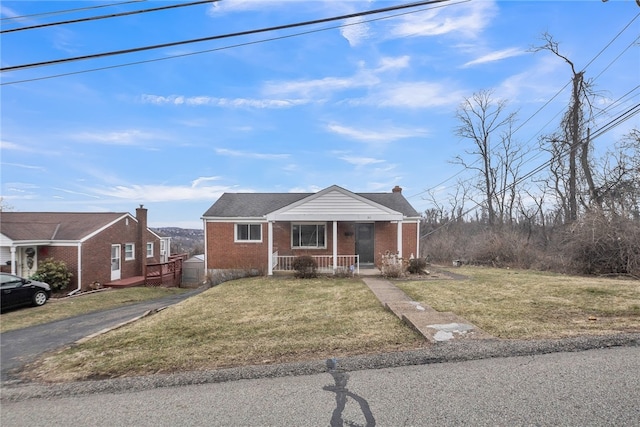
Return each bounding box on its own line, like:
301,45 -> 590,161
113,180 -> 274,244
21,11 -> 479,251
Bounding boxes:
407,10 -> 640,203
0,0 -> 454,72
0,0 -> 146,22
1,1 -> 217,34
1,0 -> 468,86
420,103 -> 640,237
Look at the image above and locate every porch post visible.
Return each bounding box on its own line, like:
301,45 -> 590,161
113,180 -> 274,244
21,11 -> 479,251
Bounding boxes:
332,221 -> 337,273
10,246 -> 16,275
397,221 -> 403,258
268,221 -> 274,276
415,219 -> 420,258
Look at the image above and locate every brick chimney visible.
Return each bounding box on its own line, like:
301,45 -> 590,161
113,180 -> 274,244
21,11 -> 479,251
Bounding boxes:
392,185 -> 402,193
136,205 -> 148,278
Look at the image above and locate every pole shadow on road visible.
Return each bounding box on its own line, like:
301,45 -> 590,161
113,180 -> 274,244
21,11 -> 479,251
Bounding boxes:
324,358 -> 376,427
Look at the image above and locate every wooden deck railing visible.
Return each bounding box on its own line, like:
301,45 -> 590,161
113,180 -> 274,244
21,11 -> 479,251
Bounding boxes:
146,253 -> 188,287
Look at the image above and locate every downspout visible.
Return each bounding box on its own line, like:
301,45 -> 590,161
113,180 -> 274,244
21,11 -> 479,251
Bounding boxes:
396,220 -> 403,258
268,221 -> 273,276
203,218 -> 208,273
67,243 -> 83,296
332,221 -> 337,273
415,219 -> 420,258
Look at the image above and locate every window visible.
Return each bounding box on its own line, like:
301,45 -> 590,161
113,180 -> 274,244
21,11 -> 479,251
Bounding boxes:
235,223 -> 262,242
292,223 -> 326,248
125,243 -> 135,260
146,242 -> 154,258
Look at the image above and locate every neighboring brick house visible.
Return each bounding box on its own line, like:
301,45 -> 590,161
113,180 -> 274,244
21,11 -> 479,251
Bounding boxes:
202,185 -> 421,275
0,206 -> 170,292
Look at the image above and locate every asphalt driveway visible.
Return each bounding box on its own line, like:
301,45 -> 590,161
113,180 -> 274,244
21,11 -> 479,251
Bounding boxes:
0,287 -> 205,383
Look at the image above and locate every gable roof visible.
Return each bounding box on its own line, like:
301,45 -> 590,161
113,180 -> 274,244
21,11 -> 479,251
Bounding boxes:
0,212 -> 132,242
202,185 -> 420,219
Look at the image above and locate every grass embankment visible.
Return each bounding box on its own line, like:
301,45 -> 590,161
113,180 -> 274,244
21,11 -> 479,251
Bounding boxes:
0,287 -> 188,333
395,267 -> 640,339
25,277 -> 423,382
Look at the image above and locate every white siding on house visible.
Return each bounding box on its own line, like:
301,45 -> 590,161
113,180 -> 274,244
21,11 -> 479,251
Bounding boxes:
268,189 -> 403,221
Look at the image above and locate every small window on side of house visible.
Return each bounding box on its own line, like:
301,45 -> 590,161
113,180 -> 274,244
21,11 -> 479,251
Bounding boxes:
125,243 -> 135,260
146,242 -> 154,258
235,223 -> 262,242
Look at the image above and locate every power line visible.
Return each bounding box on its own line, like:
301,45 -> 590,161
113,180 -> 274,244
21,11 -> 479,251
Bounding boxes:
0,0 -> 145,22
408,11 -> 640,202
420,103 -> 640,237
1,0 -> 453,72
1,0 -> 467,86
1,1 -> 216,34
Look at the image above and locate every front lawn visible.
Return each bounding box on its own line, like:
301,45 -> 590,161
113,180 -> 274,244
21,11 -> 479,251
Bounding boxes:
395,267 -> 640,339
24,277 -> 423,382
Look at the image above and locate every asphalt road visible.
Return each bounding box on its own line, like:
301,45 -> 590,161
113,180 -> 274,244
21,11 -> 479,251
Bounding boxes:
0,287 -> 205,382
2,346 -> 639,426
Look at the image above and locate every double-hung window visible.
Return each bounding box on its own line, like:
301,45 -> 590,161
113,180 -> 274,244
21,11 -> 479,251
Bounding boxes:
125,243 -> 135,260
146,242 -> 154,258
235,223 -> 262,242
292,223 -> 326,249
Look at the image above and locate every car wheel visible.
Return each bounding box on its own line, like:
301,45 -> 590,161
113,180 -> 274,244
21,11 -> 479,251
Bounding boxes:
32,290 -> 48,307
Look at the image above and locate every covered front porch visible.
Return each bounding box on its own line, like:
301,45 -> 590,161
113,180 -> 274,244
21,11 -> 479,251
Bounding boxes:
271,252 -> 362,275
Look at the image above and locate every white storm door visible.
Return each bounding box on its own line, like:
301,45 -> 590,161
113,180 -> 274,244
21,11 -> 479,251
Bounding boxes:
111,244 -> 121,281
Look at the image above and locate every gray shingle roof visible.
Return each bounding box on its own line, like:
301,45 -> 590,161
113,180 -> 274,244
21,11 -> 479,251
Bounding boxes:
202,188 -> 420,218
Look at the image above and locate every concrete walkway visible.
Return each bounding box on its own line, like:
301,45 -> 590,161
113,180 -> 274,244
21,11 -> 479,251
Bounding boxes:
361,277 -> 493,343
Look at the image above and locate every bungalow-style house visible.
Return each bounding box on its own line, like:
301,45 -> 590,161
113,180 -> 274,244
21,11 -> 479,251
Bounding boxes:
0,206 -> 171,292
202,185 -> 421,275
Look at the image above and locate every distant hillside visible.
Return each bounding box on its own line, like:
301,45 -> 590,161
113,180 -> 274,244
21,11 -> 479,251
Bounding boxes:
152,227 -> 204,257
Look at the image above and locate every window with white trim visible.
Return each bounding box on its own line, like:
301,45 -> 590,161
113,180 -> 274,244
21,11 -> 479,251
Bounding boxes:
146,242 -> 154,258
235,223 -> 262,242
125,243 -> 135,260
292,223 -> 326,249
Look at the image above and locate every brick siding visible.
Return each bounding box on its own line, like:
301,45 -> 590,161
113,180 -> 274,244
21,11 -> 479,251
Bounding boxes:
206,220 -> 418,272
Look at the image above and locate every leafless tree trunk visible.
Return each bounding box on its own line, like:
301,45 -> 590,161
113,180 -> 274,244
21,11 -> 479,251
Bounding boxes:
532,32 -> 596,222
454,89 -> 519,227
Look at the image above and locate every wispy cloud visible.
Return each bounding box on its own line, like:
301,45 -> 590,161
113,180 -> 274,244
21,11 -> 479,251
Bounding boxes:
91,184 -> 232,202
140,94 -> 308,109
52,187 -> 101,199
1,162 -> 46,172
362,81 -> 464,108
191,176 -> 221,187
215,148 -> 290,160
390,0 -> 498,39
327,123 -> 424,142
463,47 -> 525,68
71,130 -> 160,146
339,156 -> 384,167
341,16 -> 371,47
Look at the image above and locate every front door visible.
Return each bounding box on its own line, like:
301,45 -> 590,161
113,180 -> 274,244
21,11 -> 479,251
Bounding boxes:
355,223 -> 375,265
111,244 -> 121,281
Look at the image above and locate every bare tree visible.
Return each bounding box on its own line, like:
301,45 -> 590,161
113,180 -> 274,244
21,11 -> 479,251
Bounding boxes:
532,32 -> 597,222
454,89 -> 520,227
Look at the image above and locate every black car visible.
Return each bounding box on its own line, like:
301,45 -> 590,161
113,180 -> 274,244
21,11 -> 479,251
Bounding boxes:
1,273 -> 52,311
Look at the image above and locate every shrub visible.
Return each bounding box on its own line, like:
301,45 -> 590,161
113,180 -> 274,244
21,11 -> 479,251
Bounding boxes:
407,257 -> 429,275
292,255 -> 318,278
31,258 -> 73,292
379,251 -> 407,278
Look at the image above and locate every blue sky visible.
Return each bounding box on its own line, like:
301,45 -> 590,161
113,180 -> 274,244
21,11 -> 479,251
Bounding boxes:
1,1 -> 638,228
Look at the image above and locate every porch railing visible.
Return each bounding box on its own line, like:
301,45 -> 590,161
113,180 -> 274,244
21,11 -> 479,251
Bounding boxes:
146,253 -> 188,287
272,253 -> 359,275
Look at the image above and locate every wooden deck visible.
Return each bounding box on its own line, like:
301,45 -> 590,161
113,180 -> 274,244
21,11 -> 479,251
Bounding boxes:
104,276 -> 145,288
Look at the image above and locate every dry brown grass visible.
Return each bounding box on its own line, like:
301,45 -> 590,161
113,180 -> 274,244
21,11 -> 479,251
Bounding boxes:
26,277 -> 423,382
395,266 -> 640,339
0,287 -> 188,333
